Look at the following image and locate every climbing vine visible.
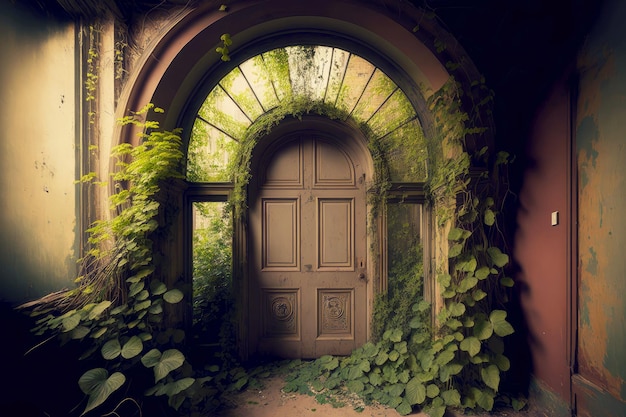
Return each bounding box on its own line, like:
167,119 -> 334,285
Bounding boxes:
278,77 -> 523,417
22,104 -> 198,415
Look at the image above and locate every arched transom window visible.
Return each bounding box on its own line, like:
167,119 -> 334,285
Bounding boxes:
186,45 -> 428,184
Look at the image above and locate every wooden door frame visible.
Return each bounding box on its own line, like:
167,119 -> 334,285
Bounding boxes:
240,115 -> 376,360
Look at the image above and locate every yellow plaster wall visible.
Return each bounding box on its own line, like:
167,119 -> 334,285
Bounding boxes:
0,2 -> 78,304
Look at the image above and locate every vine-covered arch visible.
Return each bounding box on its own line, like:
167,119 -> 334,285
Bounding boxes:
115,0 -> 492,154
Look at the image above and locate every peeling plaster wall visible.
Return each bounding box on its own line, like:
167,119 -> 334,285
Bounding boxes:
0,1 -> 78,304
574,0 -> 626,413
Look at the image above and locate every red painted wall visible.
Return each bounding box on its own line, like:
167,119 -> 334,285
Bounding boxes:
514,77 -> 571,403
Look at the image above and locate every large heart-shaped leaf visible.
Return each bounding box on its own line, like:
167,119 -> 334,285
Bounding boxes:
481,364 -> 500,391
78,368 -> 126,415
154,349 -> 185,382
121,335 -> 143,359
460,336 -> 481,357
490,310 -> 515,337
404,377 -> 426,405
101,338 -> 121,360
141,348 -> 162,368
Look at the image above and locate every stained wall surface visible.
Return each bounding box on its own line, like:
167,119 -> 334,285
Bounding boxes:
0,1 -> 78,304
574,0 -> 626,414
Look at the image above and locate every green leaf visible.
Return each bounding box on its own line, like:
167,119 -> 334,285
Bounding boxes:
455,255 -> 477,272
481,364 -> 500,391
386,384 -> 405,397
165,378 -> 195,396
369,372 -> 383,386
405,377 -> 426,405
487,247 -> 509,267
163,289 -> 184,304
435,349 -> 455,366
141,348 -> 162,368
484,209 -> 495,226
448,243 -> 464,258
346,379 -> 364,393
424,400 -> 446,417
426,384 -> 440,398
362,342 -> 379,357
348,365 -> 364,380
475,266 -> 490,280
500,276 -> 515,287
448,302 -> 466,317
437,274 -> 451,288
493,354 -> 511,371
233,376 -> 248,391
78,369 -> 125,415
101,338 -> 121,360
71,326 -> 90,339
441,389 -> 461,406
471,387 -> 494,411
490,310 -> 515,337
394,341 -> 408,354
121,336 -> 143,359
458,276 -> 478,293
390,328 -> 403,343
389,350 -> 400,361
322,356 -> 339,371
129,281 -> 145,298
477,392 -> 495,411
460,336 -> 481,357
439,363 -> 463,382
445,318 -> 462,330
448,227 -> 465,241
472,289 -> 487,301
150,280 -> 168,295
134,300 -> 151,311
474,318 -> 494,340
88,301 -> 112,320
375,351 -> 389,366
512,397 -> 528,411
154,349 -> 185,382
358,359 -> 371,373
126,267 -> 154,284
395,400 -> 412,416
62,314 -> 81,332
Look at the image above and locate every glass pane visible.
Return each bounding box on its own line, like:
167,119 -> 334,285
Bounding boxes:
220,66 -> 265,122
384,203 -> 424,335
336,54 -> 375,114
192,202 -> 232,345
381,119 -> 428,181
187,118 -> 238,182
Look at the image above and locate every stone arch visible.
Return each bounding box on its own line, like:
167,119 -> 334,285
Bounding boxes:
116,0 -> 492,152
111,0 -> 494,350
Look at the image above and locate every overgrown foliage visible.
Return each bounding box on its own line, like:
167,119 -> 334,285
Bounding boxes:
279,78 -> 523,416
20,104 -> 228,416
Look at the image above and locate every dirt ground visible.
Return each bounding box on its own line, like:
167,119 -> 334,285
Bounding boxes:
212,374 -> 545,417
213,375 -> 429,417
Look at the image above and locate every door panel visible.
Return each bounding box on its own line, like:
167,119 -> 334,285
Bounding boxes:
250,133 -> 367,358
262,199 -> 299,269
318,198 -> 353,268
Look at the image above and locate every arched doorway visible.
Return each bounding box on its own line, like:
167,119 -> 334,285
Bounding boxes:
113,0 -> 494,361
247,119 -> 372,359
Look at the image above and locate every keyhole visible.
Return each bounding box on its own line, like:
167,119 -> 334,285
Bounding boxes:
359,259 -> 364,268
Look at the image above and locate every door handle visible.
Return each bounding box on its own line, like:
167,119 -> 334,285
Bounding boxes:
358,272 -> 367,282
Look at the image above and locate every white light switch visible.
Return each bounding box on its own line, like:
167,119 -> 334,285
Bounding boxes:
551,211 -> 559,226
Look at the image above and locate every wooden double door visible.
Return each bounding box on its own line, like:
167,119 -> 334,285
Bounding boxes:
248,132 -> 368,359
